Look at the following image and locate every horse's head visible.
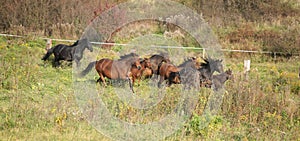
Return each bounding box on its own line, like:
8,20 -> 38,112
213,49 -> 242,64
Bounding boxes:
124,53 -> 141,70
225,69 -> 233,80
134,58 -> 142,70
140,58 -> 151,69
170,71 -> 181,84
208,56 -> 224,73
87,41 -> 93,52
80,38 -> 93,52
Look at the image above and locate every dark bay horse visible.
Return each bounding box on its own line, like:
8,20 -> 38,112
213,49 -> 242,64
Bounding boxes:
156,56 -> 202,88
130,58 -> 152,85
42,38 -> 93,67
149,54 -> 171,77
157,63 -> 180,88
80,53 -> 142,93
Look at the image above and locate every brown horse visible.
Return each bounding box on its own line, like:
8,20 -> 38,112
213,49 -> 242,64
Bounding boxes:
130,58 -> 152,86
143,68 -> 153,79
157,63 -> 180,88
80,53 -> 142,93
149,54 -> 171,77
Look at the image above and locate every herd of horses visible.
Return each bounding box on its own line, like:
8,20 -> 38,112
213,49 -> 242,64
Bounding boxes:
42,38 -> 232,93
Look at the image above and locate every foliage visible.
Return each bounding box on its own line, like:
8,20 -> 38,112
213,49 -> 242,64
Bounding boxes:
222,23 -> 300,55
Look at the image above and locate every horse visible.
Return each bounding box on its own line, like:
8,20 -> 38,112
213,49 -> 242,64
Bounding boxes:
80,53 -> 142,93
211,69 -> 232,91
149,54 -> 171,77
41,38 -> 93,67
130,58 -> 152,86
175,56 -> 224,89
198,56 -> 224,85
177,57 -> 201,70
157,62 -> 180,88
178,67 -> 201,90
142,68 -> 153,79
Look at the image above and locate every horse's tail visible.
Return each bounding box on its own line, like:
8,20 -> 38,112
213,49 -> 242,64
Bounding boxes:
80,61 -> 97,77
41,47 -> 54,61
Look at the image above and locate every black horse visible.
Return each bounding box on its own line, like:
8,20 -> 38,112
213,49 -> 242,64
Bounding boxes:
177,57 -> 200,70
174,56 -> 224,90
41,38 -> 93,67
178,67 -> 201,90
211,69 -> 232,91
198,56 -> 224,81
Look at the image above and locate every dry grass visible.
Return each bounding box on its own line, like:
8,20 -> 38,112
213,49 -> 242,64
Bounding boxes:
0,37 -> 299,140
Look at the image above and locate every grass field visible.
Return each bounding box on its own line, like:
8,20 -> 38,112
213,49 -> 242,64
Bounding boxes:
0,36 -> 299,140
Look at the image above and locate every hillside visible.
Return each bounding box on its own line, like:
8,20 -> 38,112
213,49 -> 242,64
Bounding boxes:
0,0 -> 299,55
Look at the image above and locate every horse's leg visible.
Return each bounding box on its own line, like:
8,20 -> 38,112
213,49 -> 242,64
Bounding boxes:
101,76 -> 107,87
75,59 -> 81,68
154,70 -> 159,81
137,77 -> 141,86
167,78 -> 172,87
126,72 -> 134,93
157,76 -> 164,88
97,73 -> 107,86
128,77 -> 134,93
132,77 -> 136,86
54,58 -> 60,67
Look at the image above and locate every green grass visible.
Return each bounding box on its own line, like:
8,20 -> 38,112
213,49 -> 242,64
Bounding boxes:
0,36 -> 299,140
0,37 -> 110,140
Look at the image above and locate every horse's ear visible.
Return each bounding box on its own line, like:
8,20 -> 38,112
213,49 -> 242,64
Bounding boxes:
200,56 -> 205,61
226,69 -> 232,74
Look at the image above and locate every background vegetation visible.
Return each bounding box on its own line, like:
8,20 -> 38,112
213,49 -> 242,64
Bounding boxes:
0,0 -> 299,140
1,0 -> 299,54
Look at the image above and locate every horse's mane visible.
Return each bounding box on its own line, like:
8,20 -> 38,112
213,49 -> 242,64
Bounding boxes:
120,53 -> 139,59
70,38 -> 90,47
158,52 -> 170,59
179,58 -> 193,67
70,40 -> 80,47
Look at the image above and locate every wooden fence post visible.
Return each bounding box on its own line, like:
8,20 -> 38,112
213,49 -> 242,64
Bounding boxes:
45,39 -> 52,51
244,60 -> 251,80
